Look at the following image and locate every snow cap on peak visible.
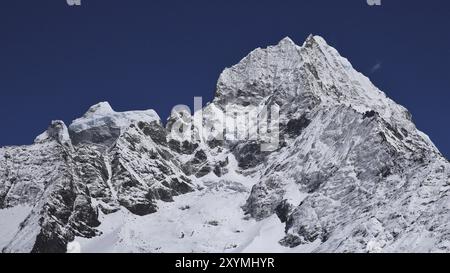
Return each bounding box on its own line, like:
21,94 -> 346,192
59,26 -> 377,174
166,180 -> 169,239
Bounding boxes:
303,34 -> 328,48
84,101 -> 114,118
274,36 -> 299,52
34,120 -> 72,148
278,36 -> 296,46
69,101 -> 161,146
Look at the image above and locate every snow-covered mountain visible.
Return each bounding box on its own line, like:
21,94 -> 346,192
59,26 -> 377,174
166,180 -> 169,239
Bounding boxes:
1,35 -> 449,253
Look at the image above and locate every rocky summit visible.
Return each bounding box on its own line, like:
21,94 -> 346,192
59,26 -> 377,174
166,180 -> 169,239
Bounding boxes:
1,35 -> 449,253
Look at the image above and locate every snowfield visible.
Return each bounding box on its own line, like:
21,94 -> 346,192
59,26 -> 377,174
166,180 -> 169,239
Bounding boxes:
73,169 -> 318,253
0,206 -> 32,250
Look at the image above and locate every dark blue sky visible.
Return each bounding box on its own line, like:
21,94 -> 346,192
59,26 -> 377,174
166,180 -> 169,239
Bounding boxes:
0,0 -> 449,157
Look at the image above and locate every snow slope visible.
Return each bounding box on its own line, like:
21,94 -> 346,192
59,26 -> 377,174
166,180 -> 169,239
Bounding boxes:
0,206 -> 32,250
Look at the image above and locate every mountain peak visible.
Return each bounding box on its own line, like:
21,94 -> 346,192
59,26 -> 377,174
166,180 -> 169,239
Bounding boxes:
84,101 -> 114,118
277,36 -> 296,46
303,34 -> 328,48
277,34 -> 329,49
34,120 -> 72,148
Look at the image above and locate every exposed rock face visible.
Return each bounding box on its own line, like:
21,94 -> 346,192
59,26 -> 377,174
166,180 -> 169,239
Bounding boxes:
235,37 -> 450,252
0,121 -> 100,252
1,35 -> 449,253
0,104 -> 196,252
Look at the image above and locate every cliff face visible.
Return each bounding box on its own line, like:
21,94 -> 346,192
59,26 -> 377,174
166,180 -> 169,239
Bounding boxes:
1,35 -> 449,253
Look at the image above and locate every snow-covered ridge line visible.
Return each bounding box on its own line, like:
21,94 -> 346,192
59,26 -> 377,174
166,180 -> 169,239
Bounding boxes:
69,101 -> 160,134
1,34 -> 449,253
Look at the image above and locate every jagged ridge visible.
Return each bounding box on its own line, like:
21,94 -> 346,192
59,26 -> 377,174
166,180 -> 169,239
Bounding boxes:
1,35 -> 449,253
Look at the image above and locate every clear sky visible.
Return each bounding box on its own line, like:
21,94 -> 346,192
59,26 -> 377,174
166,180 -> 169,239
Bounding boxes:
0,0 -> 449,158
